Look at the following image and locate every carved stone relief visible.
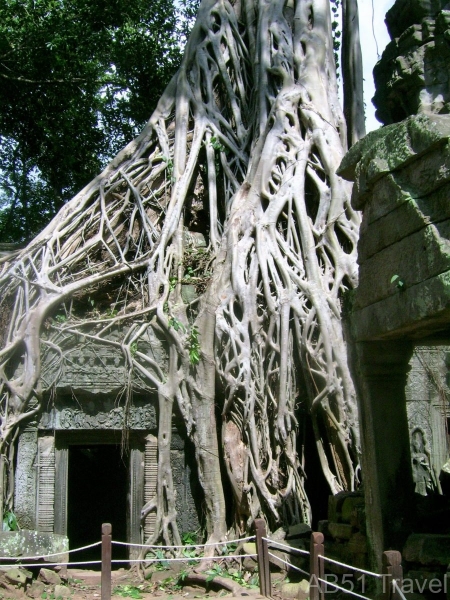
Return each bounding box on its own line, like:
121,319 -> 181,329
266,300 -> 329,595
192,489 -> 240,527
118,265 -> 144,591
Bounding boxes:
14,429 -> 38,530
36,436 -> 55,533
39,404 -> 156,430
406,346 -> 450,478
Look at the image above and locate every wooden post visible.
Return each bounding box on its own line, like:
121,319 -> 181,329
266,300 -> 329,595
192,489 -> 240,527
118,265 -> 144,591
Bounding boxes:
309,532 -> 324,600
101,523 -> 112,600
382,550 -> 403,600
255,518 -> 271,598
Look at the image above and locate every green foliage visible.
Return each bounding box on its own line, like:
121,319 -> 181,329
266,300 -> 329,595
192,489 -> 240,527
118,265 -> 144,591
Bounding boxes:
390,274 -> 405,290
113,585 -> 144,599
209,136 -> 226,153
168,316 -> 186,333
2,510 -> 18,531
181,530 -> 198,545
330,0 -> 341,76
205,564 -> 225,582
151,548 -> 170,570
188,325 -> 200,365
0,0 -> 197,242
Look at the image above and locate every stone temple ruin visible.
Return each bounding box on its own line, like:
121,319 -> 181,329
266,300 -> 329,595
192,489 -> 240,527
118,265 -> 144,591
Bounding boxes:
11,322 -> 202,561
1,0 -> 450,580
337,0 -> 450,575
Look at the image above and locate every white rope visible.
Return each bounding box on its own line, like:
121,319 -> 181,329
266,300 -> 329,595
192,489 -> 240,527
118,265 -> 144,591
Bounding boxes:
267,552 -> 309,577
111,535 -> 255,550
393,579 -> 408,600
110,553 -> 257,564
263,538 -> 310,556
0,560 -> 102,568
318,555 -> 383,579
317,577 -> 373,600
0,541 -> 101,561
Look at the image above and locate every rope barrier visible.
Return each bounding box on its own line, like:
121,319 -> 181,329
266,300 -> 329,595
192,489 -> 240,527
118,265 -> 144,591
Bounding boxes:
263,537 -> 310,556
109,553 -> 257,564
393,579 -> 408,600
319,555 -> 383,579
0,541 -> 101,562
111,535 -> 255,550
317,577 -> 373,600
0,560 -> 102,568
267,552 -> 309,577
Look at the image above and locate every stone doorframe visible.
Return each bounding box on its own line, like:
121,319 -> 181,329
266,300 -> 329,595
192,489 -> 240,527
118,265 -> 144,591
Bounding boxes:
339,113 -> 450,570
54,430 -> 147,559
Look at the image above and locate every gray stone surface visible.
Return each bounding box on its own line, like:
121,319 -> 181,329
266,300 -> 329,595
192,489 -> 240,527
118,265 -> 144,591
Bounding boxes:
39,395 -> 156,430
0,531 -> 68,562
371,0 -> 450,125
406,347 -> 450,478
14,429 -> 38,530
54,584 -> 72,598
404,533 -> 450,565
40,325 -> 167,395
38,568 -> 62,585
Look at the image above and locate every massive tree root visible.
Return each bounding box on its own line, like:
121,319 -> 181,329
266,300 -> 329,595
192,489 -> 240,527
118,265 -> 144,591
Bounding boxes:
0,0 -> 361,544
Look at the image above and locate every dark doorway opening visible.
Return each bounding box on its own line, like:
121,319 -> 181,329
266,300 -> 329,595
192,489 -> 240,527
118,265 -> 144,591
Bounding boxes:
300,414 -> 330,529
67,444 -> 128,566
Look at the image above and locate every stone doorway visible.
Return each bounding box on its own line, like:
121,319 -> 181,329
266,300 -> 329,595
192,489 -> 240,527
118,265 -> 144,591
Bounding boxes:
54,430 -> 146,563
67,444 -> 128,566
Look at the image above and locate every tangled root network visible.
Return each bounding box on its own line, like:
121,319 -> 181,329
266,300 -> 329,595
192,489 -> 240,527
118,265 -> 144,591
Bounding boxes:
0,0 -> 361,547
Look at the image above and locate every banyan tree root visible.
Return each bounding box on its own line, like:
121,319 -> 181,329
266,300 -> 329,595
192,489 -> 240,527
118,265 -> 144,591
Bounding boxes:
0,0 -> 361,544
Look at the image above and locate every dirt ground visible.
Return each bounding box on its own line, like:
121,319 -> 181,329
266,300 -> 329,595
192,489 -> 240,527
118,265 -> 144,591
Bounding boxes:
0,566 -> 277,600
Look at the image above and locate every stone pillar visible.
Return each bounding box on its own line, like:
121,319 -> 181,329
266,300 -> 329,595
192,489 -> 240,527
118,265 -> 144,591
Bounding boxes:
14,428 -> 38,529
36,436 -> 56,532
355,341 -> 415,570
129,448 -> 145,560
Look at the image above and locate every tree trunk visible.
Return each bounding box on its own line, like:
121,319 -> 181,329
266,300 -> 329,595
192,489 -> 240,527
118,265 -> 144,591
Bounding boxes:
0,0 -> 362,540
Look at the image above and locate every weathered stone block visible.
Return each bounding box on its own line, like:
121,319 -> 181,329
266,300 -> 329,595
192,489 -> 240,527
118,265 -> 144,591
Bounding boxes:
38,568 -> 62,585
385,0 -> 441,39
338,114 -> 450,208
341,496 -> 365,524
328,523 -> 353,540
404,534 -> 450,566
352,269 -> 450,340
355,220 -> 450,311
268,548 -> 288,571
0,531 -> 68,563
281,580 -> 309,599
318,520 -> 330,536
54,584 -> 72,598
286,523 -> 311,538
26,581 -> 46,598
0,567 -> 29,587
348,532 -> 368,555
243,542 -> 257,556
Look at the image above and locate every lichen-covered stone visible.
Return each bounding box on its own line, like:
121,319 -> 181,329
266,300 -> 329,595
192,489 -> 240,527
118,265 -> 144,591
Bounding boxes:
0,567 -> 28,586
328,522 -> 353,540
38,568 -> 62,586
404,534 -> 450,566
54,584 -> 72,598
371,0 -> 450,125
281,580 -> 309,599
26,580 -> 46,598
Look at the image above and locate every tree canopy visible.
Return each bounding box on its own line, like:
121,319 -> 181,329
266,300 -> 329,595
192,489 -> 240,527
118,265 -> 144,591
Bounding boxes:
0,0 -> 197,242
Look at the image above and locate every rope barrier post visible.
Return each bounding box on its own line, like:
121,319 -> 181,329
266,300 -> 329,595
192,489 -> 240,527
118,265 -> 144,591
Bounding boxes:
382,550 -> 403,600
255,518 -> 271,598
102,523 -> 112,600
309,532 -> 324,600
